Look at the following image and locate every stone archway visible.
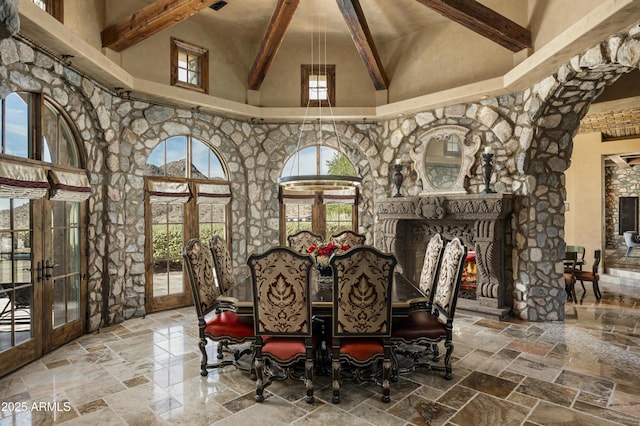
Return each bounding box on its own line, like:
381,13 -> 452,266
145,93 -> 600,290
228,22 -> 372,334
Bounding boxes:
514,22 -> 640,321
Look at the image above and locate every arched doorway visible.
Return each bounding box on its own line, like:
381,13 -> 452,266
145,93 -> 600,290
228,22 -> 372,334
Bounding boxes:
0,92 -> 90,376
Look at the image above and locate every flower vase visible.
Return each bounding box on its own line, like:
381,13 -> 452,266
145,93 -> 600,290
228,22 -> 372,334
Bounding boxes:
317,265 -> 332,290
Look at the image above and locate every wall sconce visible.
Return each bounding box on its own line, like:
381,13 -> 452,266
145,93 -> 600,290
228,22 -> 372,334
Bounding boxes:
393,159 -> 403,197
481,146 -> 495,194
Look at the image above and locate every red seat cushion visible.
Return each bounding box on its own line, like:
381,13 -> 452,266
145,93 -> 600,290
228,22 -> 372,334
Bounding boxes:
339,339 -> 384,361
204,311 -> 254,339
392,310 -> 446,340
262,337 -> 308,361
574,271 -> 599,281
564,272 -> 576,285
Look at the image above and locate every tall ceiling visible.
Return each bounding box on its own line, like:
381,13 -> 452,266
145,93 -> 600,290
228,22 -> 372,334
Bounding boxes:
100,0 -> 531,92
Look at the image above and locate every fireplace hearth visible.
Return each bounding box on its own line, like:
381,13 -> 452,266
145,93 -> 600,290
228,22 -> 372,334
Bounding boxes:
377,193 -> 514,320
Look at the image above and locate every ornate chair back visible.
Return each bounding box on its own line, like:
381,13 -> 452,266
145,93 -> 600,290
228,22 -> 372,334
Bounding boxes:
330,246 -> 396,403
331,246 -> 396,338
248,247 -> 315,403
287,230 -> 323,255
210,235 -> 234,293
184,238 -> 220,318
418,233 -> 446,307
432,237 -> 467,324
329,230 -> 366,248
248,247 -> 313,337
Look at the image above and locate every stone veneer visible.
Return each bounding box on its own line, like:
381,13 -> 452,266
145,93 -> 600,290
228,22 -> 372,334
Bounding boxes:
605,164 -> 640,249
0,22 -> 639,326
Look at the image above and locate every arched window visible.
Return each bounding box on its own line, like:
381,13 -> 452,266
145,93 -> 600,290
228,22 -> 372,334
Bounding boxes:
279,146 -> 359,242
144,135 -> 230,312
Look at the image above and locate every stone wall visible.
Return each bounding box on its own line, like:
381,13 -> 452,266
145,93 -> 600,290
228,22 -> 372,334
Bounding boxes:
605,165 -> 640,248
0,21 -> 639,327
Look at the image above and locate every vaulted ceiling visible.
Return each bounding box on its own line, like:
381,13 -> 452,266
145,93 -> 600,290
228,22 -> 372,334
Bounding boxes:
100,0 -> 531,92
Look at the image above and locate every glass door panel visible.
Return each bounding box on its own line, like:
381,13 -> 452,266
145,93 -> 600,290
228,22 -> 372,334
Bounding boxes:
0,198 -> 40,376
45,200 -> 83,351
148,202 -> 190,312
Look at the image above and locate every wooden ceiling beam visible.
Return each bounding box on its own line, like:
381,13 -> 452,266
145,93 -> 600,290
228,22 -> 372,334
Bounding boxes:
248,0 -> 300,90
101,0 -> 218,52
414,0 -> 531,52
607,155 -> 631,168
336,0 -> 388,90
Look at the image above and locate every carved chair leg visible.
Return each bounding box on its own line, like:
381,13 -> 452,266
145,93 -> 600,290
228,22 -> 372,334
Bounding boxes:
305,355 -> 315,404
331,355 -> 341,403
381,352 -> 391,403
255,357 -> 265,402
593,280 -> 602,300
443,340 -> 454,380
199,338 -> 209,376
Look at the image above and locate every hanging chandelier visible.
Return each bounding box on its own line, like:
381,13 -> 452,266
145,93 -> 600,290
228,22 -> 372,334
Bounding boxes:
278,5 -> 362,192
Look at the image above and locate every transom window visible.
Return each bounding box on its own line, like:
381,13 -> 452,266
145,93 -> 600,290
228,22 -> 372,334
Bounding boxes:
301,65 -> 335,107
170,38 -> 209,94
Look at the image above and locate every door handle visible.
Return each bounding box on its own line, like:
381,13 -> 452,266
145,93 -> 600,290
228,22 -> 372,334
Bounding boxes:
44,259 -> 57,279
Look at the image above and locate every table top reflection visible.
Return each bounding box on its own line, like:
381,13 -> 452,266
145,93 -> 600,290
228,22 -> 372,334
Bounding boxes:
226,271 -> 425,317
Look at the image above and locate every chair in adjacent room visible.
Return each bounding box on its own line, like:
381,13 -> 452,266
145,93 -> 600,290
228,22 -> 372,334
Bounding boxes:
329,246 -> 396,403
575,249 -> 602,300
390,237 -> 467,380
329,230 -> 366,247
392,233 -> 446,377
287,230 -> 324,255
623,231 -> 640,257
566,245 -> 586,270
248,247 -> 316,404
183,238 -> 254,377
564,251 -> 578,303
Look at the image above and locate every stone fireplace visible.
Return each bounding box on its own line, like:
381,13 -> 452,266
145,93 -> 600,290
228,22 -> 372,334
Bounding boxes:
377,193 -> 514,320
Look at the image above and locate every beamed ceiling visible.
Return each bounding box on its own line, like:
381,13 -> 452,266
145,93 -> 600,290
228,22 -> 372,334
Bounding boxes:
100,0 -> 531,92
93,0 -> 640,143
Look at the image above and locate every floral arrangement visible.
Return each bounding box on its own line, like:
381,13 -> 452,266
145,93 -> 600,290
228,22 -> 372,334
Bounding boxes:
307,241 -> 350,267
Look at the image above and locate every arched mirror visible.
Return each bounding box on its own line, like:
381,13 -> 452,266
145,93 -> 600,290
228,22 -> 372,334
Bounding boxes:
411,125 -> 480,194
424,134 -> 462,189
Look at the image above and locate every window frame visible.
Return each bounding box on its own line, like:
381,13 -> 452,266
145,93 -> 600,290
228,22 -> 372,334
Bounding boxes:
32,0 -> 63,22
170,38 -> 209,94
301,64 -> 335,107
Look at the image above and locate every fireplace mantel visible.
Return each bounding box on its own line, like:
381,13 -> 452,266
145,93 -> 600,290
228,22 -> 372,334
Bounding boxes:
377,193 -> 514,320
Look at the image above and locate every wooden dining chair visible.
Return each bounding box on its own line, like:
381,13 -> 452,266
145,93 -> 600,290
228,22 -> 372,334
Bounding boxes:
564,251 -> 578,303
248,247 -> 316,404
575,249 -> 602,300
210,235 -> 235,294
329,230 -> 366,247
392,233 -> 446,378
391,237 -> 467,380
183,239 -> 254,377
329,246 -> 396,403
287,230 -> 323,255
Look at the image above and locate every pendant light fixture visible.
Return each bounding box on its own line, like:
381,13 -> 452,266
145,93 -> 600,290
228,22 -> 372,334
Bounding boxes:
278,3 -> 362,192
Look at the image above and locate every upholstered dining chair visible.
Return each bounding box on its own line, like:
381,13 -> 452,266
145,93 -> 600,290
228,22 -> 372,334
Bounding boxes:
287,230 -> 323,255
183,239 -> 254,377
329,230 -> 366,247
391,237 -> 467,380
575,249 -> 602,300
392,233 -> 446,378
209,235 -> 235,294
248,247 -> 316,404
329,246 -> 396,403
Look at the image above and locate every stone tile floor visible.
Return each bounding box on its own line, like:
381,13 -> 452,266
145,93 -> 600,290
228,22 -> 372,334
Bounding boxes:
1,280 -> 639,425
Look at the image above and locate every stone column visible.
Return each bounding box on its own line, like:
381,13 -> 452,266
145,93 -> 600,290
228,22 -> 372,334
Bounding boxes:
0,0 -> 19,39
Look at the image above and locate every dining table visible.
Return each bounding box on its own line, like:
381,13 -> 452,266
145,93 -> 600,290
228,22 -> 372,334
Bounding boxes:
225,270 -> 426,318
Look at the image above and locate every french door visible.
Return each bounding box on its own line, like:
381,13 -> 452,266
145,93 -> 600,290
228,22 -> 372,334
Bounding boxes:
0,196 -> 85,376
